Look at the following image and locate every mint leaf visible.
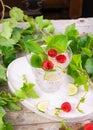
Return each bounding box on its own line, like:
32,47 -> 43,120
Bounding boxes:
45,25 -> 55,33
15,76 -> 39,99
7,102 -> 21,111
69,54 -> 82,70
85,58 -> 93,75
1,46 -> 16,67
0,107 -> 6,130
61,121 -> 72,130
0,36 -> 15,47
27,88 -> 39,98
67,54 -> 89,88
9,7 -> 24,21
0,99 -> 7,106
77,34 -> 91,49
5,122 -> 13,130
30,54 -> 44,68
11,27 -> 23,43
82,47 -> 92,57
0,113 -> 6,130
14,89 -> 26,99
0,18 -> 17,39
25,40 -> 44,54
35,16 -> 51,30
46,34 -> 71,53
22,82 -> 39,98
0,107 -> 6,115
0,64 -> 7,83
65,23 -> 79,37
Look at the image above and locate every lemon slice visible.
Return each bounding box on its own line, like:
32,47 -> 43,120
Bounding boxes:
44,71 -> 59,81
36,101 -> 48,113
68,83 -> 78,96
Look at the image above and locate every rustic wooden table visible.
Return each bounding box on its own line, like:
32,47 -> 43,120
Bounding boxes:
1,18 -> 93,130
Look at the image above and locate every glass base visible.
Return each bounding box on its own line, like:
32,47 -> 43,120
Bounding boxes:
32,67 -> 65,93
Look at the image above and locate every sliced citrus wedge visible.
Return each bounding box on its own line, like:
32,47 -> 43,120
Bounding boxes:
44,71 -> 59,81
68,83 -> 78,96
36,101 -> 49,113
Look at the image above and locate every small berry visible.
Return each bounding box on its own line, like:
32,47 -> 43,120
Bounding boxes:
61,102 -> 71,112
48,49 -> 57,57
42,60 -> 54,70
84,123 -> 93,130
56,54 -> 66,63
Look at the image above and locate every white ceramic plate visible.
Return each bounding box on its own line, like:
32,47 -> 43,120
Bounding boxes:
7,56 -> 93,123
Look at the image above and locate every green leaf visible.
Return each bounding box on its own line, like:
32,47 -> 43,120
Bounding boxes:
7,102 -> 21,111
22,82 -> 39,98
0,64 -> 7,83
15,75 -> 39,99
82,47 -> 92,57
70,54 -> 82,70
30,54 -> 44,68
0,99 -> 7,106
46,34 -> 71,53
77,34 -> 91,49
76,73 -> 88,86
11,27 -> 23,43
9,7 -> 24,21
0,36 -> 15,47
25,40 -> 44,54
0,113 -> 6,130
1,46 -> 16,67
21,82 -> 34,92
5,122 -> 13,130
67,54 -> 89,87
45,25 -> 55,33
61,121 -> 72,130
14,89 -> 26,99
85,58 -> 93,75
78,108 -> 84,114
80,97 -> 85,103
55,108 -> 61,117
0,19 -> 17,39
0,106 -> 6,115
28,88 -> 39,98
39,19 -> 51,29
65,23 -> 79,37
35,16 -> 51,29
35,16 -> 43,23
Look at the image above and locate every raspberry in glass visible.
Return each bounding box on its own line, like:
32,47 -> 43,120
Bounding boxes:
42,60 -> 54,70
56,54 -> 66,63
48,49 -> 57,57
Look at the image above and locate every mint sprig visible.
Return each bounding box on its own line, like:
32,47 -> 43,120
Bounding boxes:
15,75 -> 39,99
67,54 -> 89,91
46,34 -> 71,53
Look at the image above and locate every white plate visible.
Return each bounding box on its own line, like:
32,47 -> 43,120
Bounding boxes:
7,56 -> 93,123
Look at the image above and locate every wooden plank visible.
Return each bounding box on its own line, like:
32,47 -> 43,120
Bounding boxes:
6,110 -> 54,125
13,122 -> 82,130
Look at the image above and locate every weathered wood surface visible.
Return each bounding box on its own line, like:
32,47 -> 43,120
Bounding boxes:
6,104 -> 82,130
1,18 -> 93,130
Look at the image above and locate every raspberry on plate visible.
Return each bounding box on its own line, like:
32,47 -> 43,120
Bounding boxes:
84,123 -> 93,130
61,102 -> 72,112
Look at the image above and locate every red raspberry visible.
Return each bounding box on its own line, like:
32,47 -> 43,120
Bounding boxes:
61,102 -> 71,112
48,49 -> 57,57
42,60 -> 54,70
84,123 -> 93,130
56,54 -> 66,63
